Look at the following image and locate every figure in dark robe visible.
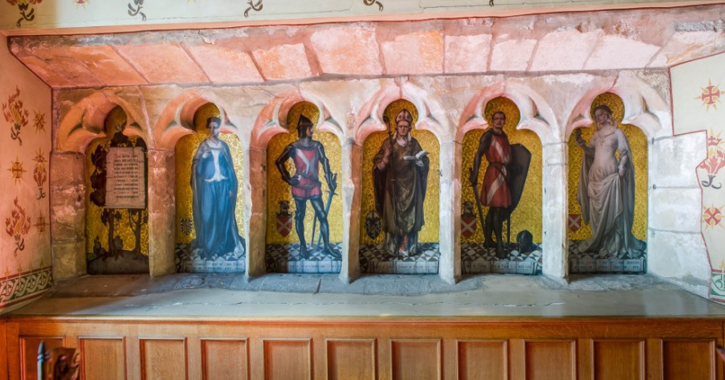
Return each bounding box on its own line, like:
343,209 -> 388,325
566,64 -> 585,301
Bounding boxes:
373,109 -> 430,257
575,105 -> 645,258
275,115 -> 339,259
191,116 -> 245,259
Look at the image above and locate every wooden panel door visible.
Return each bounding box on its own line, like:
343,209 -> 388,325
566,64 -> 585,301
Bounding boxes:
201,339 -> 248,380
140,339 -> 187,380
80,338 -> 126,380
593,340 -> 644,380
457,340 -> 507,380
663,340 -> 716,380
524,340 -> 576,380
391,339 -> 441,380
326,339 -> 376,380
263,339 -> 311,380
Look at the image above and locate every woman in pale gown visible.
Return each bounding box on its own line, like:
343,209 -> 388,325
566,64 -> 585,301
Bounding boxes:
191,117 -> 245,259
575,105 -> 645,258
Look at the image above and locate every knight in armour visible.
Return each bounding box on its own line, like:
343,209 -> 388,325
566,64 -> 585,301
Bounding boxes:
275,115 -> 339,259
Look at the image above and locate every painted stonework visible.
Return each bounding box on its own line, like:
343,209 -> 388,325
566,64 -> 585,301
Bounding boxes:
267,102 -> 341,273
175,103 -> 246,273
0,35 -> 52,313
671,52 -> 725,303
462,97 -> 543,275
568,93 -> 648,273
360,99 -> 440,274
85,106 -> 150,274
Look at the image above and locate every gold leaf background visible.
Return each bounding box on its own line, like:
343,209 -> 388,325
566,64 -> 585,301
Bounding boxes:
461,97 -> 543,243
175,103 -> 245,244
265,102 -> 343,244
567,93 -> 648,241
85,106 -> 149,258
360,99 -> 440,244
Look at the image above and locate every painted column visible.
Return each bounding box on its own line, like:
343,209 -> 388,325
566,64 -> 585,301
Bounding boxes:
245,146 -> 267,277
50,152 -> 86,280
541,141 -> 568,282
439,139 -> 462,284
147,149 -> 176,277
340,140 -> 362,283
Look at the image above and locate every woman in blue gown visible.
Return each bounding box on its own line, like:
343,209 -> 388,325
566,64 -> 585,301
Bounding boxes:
191,116 -> 245,259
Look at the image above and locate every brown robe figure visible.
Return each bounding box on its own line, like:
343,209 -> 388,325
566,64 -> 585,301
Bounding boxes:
373,109 -> 430,257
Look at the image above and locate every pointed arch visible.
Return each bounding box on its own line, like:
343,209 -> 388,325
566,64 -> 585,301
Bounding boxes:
458,80 -> 558,144
56,91 -> 148,153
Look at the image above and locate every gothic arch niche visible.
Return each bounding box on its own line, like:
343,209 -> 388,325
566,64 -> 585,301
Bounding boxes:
359,99 -> 441,274
461,96 -> 543,275
568,93 -> 648,273
175,103 -> 246,273
266,101 -> 343,273
85,106 -> 149,274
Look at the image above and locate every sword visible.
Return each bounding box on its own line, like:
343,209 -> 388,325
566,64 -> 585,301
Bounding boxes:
469,167 -> 486,241
316,172 -> 338,248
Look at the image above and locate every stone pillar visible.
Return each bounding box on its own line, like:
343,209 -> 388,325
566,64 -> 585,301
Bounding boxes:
245,147 -> 267,277
340,140 -> 362,283
50,152 -> 87,281
541,142 -> 568,283
439,140 -> 462,284
147,149 -> 176,277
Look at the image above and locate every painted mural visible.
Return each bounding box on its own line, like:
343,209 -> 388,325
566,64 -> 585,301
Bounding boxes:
175,103 -> 246,273
85,106 -> 150,274
0,43 -> 53,313
360,99 -> 440,274
568,93 -> 648,273
461,97 -> 543,275
671,52 -> 725,303
266,102 -> 342,273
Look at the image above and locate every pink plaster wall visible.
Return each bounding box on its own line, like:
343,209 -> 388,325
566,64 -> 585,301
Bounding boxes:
0,35 -> 53,314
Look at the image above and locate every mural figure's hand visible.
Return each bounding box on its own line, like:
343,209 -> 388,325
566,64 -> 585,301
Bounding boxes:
288,176 -> 300,187
618,167 -> 626,177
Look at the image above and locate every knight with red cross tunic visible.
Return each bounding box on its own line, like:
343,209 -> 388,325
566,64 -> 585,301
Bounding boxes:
275,115 -> 339,259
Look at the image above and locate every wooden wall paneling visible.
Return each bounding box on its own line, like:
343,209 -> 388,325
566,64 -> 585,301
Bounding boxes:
524,340 -> 576,380
326,339 -> 376,380
390,339 -> 441,380
456,339 -> 507,380
79,337 -> 126,380
262,339 -> 312,380
0,321 -> 8,380
187,337 -> 202,380
125,330 -> 142,380
20,336 -> 63,380
139,338 -> 188,380
663,339 -> 716,380
200,339 -> 248,380
577,339 -> 593,380
509,339 -> 525,380
592,340 -> 644,380
5,323 -> 19,380
646,339 -> 663,380
443,338 -> 456,380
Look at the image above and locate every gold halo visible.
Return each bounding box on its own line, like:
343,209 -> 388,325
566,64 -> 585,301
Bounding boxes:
286,101 -> 320,136
383,99 -> 419,134
483,96 -> 521,130
590,93 -> 624,123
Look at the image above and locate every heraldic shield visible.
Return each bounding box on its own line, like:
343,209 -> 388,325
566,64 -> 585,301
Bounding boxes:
461,201 -> 477,239
504,143 -> 532,218
276,200 -> 292,237
365,210 -> 382,240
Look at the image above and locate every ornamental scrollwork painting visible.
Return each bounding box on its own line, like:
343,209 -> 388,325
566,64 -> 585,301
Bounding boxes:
244,0 -> 263,17
2,87 -> 30,146
363,0 -> 383,11
128,0 -> 146,21
6,0 -> 41,27
5,197 -> 32,256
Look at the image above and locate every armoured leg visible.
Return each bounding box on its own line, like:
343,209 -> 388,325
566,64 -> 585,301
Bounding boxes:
294,199 -> 309,259
311,197 -> 341,259
484,210 -> 496,248
492,208 -> 506,258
